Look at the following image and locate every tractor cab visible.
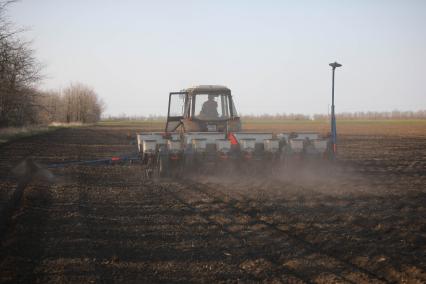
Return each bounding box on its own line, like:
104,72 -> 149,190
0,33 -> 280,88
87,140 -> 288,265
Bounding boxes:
165,85 -> 241,133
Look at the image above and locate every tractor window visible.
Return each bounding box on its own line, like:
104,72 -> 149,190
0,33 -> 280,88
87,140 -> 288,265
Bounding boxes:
194,94 -> 230,120
168,93 -> 186,117
166,92 -> 187,133
230,97 -> 238,117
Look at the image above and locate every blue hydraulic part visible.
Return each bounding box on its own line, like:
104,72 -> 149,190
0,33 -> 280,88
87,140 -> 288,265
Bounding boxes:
47,153 -> 140,169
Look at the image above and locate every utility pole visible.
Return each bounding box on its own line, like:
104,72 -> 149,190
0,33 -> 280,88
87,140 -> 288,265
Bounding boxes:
329,61 -> 342,159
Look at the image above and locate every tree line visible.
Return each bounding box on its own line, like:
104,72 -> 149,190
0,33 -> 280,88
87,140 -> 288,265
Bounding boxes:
104,109 -> 426,122
313,110 -> 426,120
244,110 -> 426,121
37,84 -> 104,124
0,1 -> 103,127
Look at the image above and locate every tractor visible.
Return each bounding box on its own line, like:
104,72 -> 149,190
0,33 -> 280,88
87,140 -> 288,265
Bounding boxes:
137,85 -> 331,178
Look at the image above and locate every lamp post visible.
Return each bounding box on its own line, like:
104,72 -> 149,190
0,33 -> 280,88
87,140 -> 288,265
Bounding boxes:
329,61 -> 342,159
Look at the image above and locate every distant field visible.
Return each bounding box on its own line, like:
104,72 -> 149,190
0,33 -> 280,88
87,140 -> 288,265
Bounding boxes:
99,119 -> 426,137
98,120 -> 164,130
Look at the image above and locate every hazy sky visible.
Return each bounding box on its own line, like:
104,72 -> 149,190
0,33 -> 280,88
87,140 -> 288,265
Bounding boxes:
9,0 -> 426,116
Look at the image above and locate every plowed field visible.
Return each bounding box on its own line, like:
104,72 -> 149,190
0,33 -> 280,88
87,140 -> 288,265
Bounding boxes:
1,122 -> 425,283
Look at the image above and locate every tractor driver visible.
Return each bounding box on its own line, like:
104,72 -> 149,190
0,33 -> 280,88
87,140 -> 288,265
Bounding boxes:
199,94 -> 219,119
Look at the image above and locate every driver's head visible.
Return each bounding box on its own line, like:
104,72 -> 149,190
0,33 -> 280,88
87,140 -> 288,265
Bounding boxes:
208,94 -> 215,101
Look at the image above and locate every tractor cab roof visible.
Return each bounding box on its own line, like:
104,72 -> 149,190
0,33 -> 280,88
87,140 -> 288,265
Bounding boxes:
182,85 -> 231,95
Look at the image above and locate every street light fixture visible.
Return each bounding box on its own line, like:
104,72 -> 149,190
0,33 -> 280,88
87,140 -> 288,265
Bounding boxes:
329,61 -> 342,159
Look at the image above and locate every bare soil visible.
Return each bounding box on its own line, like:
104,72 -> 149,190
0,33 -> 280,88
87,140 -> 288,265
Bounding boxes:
0,124 -> 425,283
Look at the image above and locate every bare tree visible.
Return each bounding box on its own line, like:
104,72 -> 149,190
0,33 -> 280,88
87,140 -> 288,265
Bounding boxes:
62,83 -> 104,123
0,2 -> 106,126
0,0 -> 43,126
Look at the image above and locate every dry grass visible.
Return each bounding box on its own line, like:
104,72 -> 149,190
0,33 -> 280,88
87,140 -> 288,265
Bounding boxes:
244,120 -> 426,137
